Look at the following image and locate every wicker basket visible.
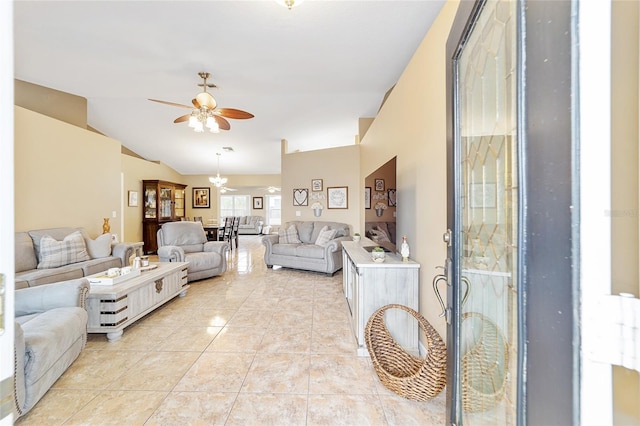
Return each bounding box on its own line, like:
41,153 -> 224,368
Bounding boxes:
365,304 -> 447,401
461,312 -> 509,413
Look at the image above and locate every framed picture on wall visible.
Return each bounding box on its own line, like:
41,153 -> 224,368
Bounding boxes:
327,186 -> 349,209
192,187 -> 210,208
293,188 -> 309,206
253,196 -> 263,209
388,189 -> 397,207
375,179 -> 385,191
128,190 -> 138,207
364,187 -> 371,209
311,179 -> 323,192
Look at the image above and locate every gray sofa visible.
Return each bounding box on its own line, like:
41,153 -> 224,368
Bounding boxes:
15,227 -> 135,290
157,221 -> 229,282
14,278 -> 89,418
237,215 -> 264,235
262,221 -> 351,275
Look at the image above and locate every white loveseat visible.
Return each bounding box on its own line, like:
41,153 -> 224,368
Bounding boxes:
237,216 -> 264,235
262,221 -> 351,275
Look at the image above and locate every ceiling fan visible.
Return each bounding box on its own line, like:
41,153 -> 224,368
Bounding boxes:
262,186 -> 281,193
149,72 -> 254,132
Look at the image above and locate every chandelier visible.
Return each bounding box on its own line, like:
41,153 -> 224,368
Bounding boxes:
275,0 -> 304,10
209,153 -> 228,187
188,108 -> 220,133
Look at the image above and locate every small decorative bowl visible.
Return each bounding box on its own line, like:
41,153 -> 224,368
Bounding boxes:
353,235 -> 361,242
371,251 -> 386,263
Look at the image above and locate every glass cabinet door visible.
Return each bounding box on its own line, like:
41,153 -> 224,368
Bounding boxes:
174,187 -> 185,218
159,185 -> 173,220
144,184 -> 157,219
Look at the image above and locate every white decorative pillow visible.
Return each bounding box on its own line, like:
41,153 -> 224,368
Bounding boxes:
85,233 -> 113,259
315,226 -> 337,247
37,230 -> 91,269
370,228 -> 391,243
278,225 -> 302,244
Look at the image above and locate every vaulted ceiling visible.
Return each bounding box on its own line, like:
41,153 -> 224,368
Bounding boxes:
14,0 -> 445,175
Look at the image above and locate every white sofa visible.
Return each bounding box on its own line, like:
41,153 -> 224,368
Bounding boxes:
237,216 -> 264,235
262,221 -> 351,275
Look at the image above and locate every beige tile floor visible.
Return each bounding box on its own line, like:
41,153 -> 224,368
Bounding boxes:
16,235 -> 445,425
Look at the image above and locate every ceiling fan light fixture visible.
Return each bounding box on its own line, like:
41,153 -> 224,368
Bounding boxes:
206,116 -> 219,133
275,0 -> 304,10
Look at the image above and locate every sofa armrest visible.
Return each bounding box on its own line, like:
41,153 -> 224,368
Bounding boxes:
157,245 -> 186,262
15,278 -> 90,316
324,236 -> 351,253
262,234 -> 278,250
14,322 -> 26,417
204,241 -> 230,256
111,242 -> 135,266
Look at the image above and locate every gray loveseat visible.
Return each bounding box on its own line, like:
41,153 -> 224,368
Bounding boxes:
14,278 -> 89,418
15,227 -> 135,290
237,215 -> 264,235
262,221 -> 351,275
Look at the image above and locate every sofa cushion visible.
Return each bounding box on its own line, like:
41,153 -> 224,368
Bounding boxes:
84,233 -> 112,259
185,251 -> 222,273
272,243 -> 300,256
315,226 -> 337,247
161,222 -> 207,246
295,244 -> 325,259
37,231 -> 91,269
279,225 -> 301,244
16,267 -> 84,288
28,228 -> 78,262
15,232 -> 37,273
80,257 -> 122,276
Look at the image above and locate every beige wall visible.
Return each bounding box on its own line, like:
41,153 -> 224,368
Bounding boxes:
15,106 -> 121,238
15,80 -> 87,129
281,143 -> 360,232
359,0 -> 459,337
611,0 -> 640,423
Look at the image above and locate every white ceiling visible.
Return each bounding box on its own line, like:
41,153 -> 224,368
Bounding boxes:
14,0 -> 445,176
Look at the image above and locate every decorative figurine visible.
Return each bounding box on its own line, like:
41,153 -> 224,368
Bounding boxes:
102,218 -> 110,234
401,235 -> 410,262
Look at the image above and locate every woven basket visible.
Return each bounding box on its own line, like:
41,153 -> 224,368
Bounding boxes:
365,304 -> 447,401
461,312 -> 509,413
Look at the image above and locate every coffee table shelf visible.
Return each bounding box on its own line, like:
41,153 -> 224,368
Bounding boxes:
86,262 -> 189,342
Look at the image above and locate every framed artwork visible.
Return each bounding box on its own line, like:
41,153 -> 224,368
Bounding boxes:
311,178 -> 323,192
364,187 -> 371,209
375,179 -> 385,191
128,190 -> 138,207
327,186 -> 349,209
293,188 -> 309,206
388,189 -> 397,207
253,196 -> 263,209
192,187 -> 210,208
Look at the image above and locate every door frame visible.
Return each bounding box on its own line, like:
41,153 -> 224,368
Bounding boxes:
445,0 -> 579,423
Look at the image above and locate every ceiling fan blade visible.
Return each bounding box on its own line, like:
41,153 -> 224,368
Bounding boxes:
173,114 -> 191,124
149,99 -> 193,109
214,115 -> 231,131
215,108 -> 255,119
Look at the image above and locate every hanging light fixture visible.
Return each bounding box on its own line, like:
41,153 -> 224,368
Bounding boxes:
188,109 -> 220,133
209,153 -> 228,187
275,0 -> 304,10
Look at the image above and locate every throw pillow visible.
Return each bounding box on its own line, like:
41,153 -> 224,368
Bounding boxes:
278,225 -> 302,244
37,230 -> 91,269
85,232 -> 112,259
315,226 -> 337,247
370,228 -> 391,243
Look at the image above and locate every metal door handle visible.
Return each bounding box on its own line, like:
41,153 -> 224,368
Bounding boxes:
433,274 -> 448,318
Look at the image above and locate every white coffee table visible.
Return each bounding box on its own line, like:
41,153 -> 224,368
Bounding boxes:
86,262 -> 189,342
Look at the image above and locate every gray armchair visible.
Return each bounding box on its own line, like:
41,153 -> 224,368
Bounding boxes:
157,221 -> 229,282
14,278 -> 89,418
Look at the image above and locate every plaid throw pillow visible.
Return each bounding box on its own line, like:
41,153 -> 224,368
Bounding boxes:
315,226 -> 337,247
278,225 -> 302,244
37,230 -> 91,269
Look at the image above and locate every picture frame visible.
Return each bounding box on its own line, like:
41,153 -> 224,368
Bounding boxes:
192,187 -> 210,208
253,196 -> 263,209
375,179 -> 385,191
364,187 -> 371,209
311,178 -> 323,192
327,186 -> 349,209
128,190 -> 138,207
388,189 -> 397,207
293,188 -> 309,206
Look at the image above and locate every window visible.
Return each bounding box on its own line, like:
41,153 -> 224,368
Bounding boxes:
265,195 -> 281,226
220,195 -> 250,219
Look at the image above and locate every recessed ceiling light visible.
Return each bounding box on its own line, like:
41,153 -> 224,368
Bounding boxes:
223,147 -> 234,152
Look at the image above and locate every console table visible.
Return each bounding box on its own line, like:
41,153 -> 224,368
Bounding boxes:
86,262 -> 189,341
342,240 -> 420,356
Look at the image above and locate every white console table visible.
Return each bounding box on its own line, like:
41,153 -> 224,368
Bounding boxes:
341,240 -> 420,356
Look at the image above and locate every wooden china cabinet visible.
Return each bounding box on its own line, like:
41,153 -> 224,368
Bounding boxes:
142,180 -> 187,253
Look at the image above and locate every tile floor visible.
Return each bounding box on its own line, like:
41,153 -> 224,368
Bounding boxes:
16,235 -> 445,425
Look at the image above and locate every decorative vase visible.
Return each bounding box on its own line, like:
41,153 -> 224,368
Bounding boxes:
375,208 -> 384,217
102,218 -> 110,234
313,208 -> 322,217
353,235 -> 361,242
371,250 -> 386,263
401,236 -> 410,262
